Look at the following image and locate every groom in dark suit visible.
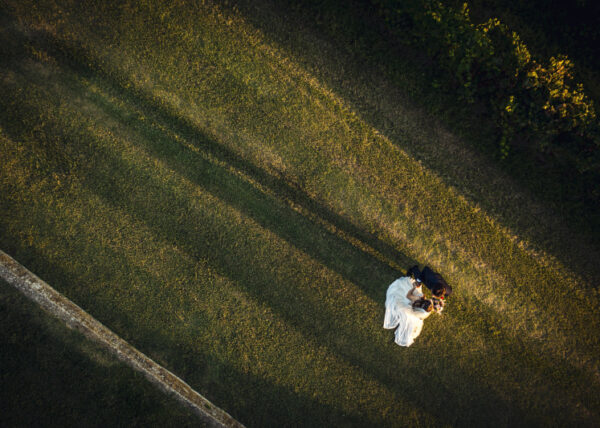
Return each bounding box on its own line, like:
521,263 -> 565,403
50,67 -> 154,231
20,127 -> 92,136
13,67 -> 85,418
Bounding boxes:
407,265 -> 452,298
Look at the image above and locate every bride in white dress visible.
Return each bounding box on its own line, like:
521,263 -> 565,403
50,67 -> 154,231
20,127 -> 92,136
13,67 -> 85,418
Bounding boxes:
383,277 -> 433,346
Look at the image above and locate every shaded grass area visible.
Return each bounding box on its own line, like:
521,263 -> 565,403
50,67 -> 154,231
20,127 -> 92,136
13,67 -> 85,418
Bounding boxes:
1,1 -> 599,426
0,28 -> 430,425
202,0 -> 600,358
230,0 -> 600,262
0,279 -> 203,427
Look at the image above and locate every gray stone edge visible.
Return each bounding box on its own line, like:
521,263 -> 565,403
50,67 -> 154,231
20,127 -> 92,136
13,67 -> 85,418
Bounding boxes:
0,250 -> 244,428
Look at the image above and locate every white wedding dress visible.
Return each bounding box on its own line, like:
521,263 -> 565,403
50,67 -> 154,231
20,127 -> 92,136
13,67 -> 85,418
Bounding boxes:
383,277 -> 431,347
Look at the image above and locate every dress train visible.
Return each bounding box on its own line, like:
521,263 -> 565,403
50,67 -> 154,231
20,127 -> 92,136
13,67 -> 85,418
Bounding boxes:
383,277 -> 430,346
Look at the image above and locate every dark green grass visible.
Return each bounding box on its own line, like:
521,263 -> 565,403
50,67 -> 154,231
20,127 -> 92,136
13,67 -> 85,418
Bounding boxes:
1,1 -> 599,427
0,279 -> 203,427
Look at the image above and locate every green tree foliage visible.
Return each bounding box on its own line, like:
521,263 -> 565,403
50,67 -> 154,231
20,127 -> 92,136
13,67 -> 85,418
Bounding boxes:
373,0 -> 599,189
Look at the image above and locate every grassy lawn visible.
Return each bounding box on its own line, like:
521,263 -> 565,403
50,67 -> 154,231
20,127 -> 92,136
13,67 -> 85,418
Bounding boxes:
1,0 -> 599,426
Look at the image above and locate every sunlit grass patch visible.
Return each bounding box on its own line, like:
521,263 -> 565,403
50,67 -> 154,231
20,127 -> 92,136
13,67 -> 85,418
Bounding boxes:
1,1 -> 599,426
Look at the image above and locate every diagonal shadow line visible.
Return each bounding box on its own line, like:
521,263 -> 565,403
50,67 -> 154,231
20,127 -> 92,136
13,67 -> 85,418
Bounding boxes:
1,20 -> 580,428
1,22 -> 592,424
18,24 -> 414,281
74,123 -> 437,416
0,43 -> 408,364
5,6 -> 599,378
4,211 -> 592,428
31,23 -> 600,397
0,17 -> 419,303
73,64 -> 600,417
0,207 -> 441,426
71,125 -> 543,427
174,1 -> 600,365
224,0 -> 600,284
0,66 -> 447,425
87,87 -> 406,300
0,249 -> 375,428
10,11 -> 594,369
3,112 -> 594,425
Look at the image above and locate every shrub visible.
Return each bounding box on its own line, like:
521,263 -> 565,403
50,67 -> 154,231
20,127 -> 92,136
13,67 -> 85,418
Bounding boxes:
373,0 -> 599,182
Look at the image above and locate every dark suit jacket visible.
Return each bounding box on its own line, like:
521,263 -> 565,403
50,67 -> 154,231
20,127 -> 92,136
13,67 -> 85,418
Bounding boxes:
407,265 -> 452,297
420,266 -> 452,297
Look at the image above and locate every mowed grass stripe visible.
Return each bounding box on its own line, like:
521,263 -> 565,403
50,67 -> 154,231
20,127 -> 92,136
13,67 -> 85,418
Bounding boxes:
1,0 -> 599,425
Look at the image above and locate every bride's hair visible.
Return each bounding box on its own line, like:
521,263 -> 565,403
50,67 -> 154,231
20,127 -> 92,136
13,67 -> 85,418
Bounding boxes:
412,298 -> 433,312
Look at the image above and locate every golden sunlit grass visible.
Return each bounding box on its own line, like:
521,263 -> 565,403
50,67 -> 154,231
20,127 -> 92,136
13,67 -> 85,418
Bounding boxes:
1,0 -> 599,426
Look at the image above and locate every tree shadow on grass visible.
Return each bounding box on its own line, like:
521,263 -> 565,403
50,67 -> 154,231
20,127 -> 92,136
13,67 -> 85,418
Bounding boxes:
1,222 -> 541,427
0,252 -> 372,428
0,20 -> 566,427
0,73 -> 533,428
41,37 -> 598,420
0,20 -> 413,301
70,104 -> 540,427
226,0 -> 600,284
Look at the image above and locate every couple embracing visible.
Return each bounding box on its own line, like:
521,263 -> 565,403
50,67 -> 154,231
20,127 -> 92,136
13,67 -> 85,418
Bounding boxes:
383,265 -> 452,347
